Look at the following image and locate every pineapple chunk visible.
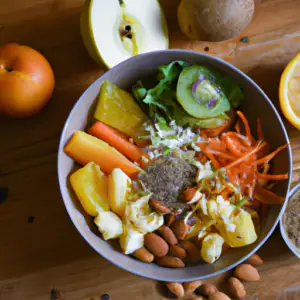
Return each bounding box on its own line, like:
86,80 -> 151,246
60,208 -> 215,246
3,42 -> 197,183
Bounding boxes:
119,225 -> 144,255
70,162 -> 109,216
216,209 -> 257,247
108,168 -> 131,218
201,233 -> 224,264
94,211 -> 123,240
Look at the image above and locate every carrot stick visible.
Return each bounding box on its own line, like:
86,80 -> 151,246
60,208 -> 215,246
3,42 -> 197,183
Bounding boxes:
237,111 -> 254,144
88,121 -> 143,162
224,132 -> 251,147
253,144 -> 288,165
204,152 -> 221,169
224,141 -> 266,169
254,186 -> 285,204
235,122 -> 241,134
224,136 -> 247,157
204,149 -> 236,160
256,173 -> 288,180
256,118 -> 264,140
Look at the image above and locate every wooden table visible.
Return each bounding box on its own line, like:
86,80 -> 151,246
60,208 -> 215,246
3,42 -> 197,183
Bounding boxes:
0,0 -> 300,299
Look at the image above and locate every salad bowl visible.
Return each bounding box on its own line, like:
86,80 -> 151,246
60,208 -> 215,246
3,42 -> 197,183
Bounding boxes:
58,50 -> 292,282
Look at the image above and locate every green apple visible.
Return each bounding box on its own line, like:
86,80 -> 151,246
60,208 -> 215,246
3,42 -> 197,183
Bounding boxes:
80,0 -> 169,69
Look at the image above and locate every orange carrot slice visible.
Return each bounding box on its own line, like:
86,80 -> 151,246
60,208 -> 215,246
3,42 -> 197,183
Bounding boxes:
256,173 -> 288,180
254,186 -> 285,204
237,111 -> 254,144
254,144 -> 288,165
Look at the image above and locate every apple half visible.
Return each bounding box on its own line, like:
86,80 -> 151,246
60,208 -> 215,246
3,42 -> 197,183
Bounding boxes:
80,0 -> 169,69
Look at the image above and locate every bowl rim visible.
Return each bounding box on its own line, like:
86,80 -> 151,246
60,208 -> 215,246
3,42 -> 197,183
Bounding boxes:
280,183 -> 300,259
57,49 -> 293,281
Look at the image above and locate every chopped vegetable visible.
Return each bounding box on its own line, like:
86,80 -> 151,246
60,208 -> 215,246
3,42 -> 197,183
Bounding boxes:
254,186 -> 285,204
64,131 -> 140,177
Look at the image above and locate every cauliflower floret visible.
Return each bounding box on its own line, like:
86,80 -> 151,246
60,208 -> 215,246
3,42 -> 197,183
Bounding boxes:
201,233 -> 224,264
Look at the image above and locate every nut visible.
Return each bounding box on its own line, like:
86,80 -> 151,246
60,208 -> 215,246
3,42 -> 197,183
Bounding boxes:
179,240 -> 201,261
196,283 -> 218,296
158,225 -> 178,245
209,292 -> 231,300
185,296 -> 205,300
150,199 -> 171,215
183,280 -> 202,293
170,244 -> 187,259
166,282 -> 185,298
245,254 -> 264,266
234,264 -> 260,282
228,277 -> 246,299
156,256 -> 185,268
133,247 -> 154,263
144,233 -> 169,257
171,219 -> 190,240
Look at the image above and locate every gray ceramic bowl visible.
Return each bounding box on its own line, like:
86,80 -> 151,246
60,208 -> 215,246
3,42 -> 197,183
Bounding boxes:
58,50 -> 292,282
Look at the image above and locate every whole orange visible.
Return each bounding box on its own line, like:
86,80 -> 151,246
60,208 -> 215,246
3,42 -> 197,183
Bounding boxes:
0,43 -> 55,118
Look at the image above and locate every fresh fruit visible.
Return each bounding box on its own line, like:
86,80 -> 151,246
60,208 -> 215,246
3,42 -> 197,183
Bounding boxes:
94,211 -> 123,240
119,225 -> 144,255
170,244 -> 187,259
158,226 -> 178,245
178,0 -> 254,42
80,0 -> 168,69
177,66 -> 231,118
108,168 -> 131,217
125,195 -> 164,234
0,43 -> 55,118
93,81 -> 148,138
245,254 -> 264,266
196,284 -> 218,297
64,131 -> 139,177
279,52 -> 300,130
156,256 -> 185,268
133,247 -> 154,263
183,281 -> 202,293
201,233 -> 224,264
166,282 -> 185,298
171,220 -> 190,240
70,162 -> 109,216
208,292 -> 231,300
144,233 -> 169,257
234,264 -> 260,281
228,277 -> 246,299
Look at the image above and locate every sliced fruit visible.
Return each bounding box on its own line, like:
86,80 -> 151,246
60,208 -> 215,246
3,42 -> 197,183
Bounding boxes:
279,52 -> 300,130
80,0 -> 169,69
119,225 -> 144,254
94,81 -> 148,138
94,211 -> 123,240
64,131 -> 139,177
108,168 -> 132,217
177,65 -> 231,118
201,233 -> 224,264
70,162 -> 109,216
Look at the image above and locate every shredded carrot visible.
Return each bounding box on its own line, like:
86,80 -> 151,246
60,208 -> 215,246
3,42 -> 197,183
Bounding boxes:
204,149 -> 236,161
196,152 -> 208,164
224,136 -> 247,157
254,186 -> 285,204
253,144 -> 288,165
204,152 -> 221,169
256,118 -> 264,140
235,122 -> 241,134
224,132 -> 251,147
256,173 -> 288,180
237,111 -> 254,144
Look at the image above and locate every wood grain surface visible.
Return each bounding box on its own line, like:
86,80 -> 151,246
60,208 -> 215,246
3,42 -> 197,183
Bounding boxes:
0,0 -> 300,299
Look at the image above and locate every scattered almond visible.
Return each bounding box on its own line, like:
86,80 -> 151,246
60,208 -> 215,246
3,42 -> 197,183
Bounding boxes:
170,244 -> 187,259
144,233 -> 169,257
234,264 -> 260,282
183,280 -> 202,293
166,282 -> 185,298
196,283 -> 218,296
179,240 -> 201,261
245,254 -> 264,266
171,220 -> 190,240
133,247 -> 154,263
157,256 -> 185,268
228,277 -> 246,299
150,199 -> 171,215
209,291 -> 231,300
185,296 -> 205,300
158,225 -> 178,245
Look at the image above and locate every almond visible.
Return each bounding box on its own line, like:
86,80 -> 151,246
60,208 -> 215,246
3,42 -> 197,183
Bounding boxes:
245,254 -> 264,266
196,283 -> 218,296
166,282 -> 185,298
171,219 -> 190,240
150,199 -> 171,215
228,277 -> 246,299
157,256 -> 185,268
144,233 -> 169,257
179,240 -> 201,261
209,292 -> 231,300
133,247 -> 154,263
183,280 -> 202,293
170,244 -> 187,259
158,226 -> 178,245
234,264 -> 260,282
185,296 -> 205,300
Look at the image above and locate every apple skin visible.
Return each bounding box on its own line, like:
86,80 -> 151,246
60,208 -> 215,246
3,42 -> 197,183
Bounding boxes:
0,43 -> 55,118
